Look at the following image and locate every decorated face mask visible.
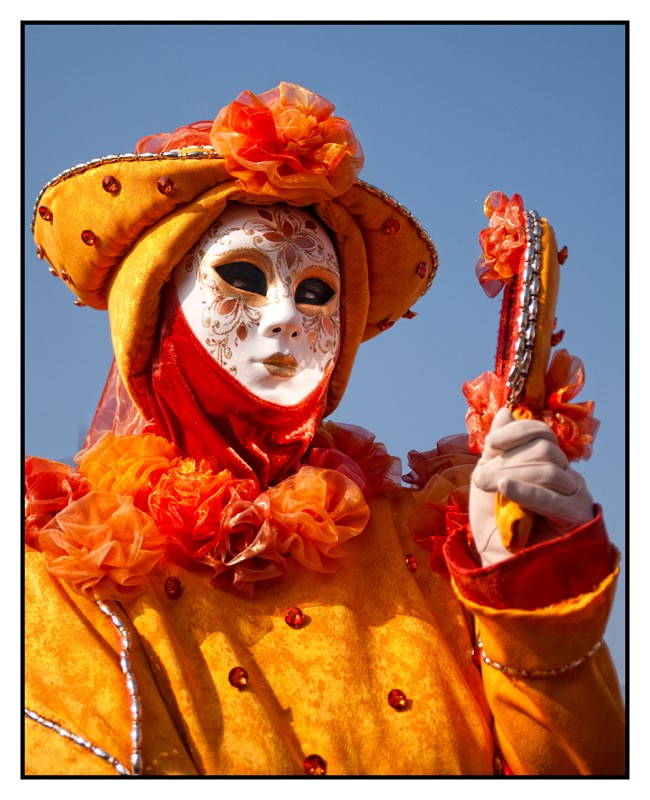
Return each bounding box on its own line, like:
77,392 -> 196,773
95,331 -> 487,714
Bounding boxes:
174,202 -> 341,406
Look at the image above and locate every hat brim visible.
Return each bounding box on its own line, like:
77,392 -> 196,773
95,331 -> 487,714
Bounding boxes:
32,150 -> 438,415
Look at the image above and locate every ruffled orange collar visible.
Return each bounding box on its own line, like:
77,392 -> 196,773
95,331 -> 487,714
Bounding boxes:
25,423 -> 402,599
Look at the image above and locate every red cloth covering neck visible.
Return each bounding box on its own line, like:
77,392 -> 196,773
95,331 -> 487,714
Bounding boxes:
142,283 -> 330,490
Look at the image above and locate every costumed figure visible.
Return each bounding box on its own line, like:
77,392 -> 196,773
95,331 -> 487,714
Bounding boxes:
25,82 -> 624,776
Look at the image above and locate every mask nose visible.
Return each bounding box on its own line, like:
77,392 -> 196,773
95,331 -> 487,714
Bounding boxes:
259,296 -> 303,342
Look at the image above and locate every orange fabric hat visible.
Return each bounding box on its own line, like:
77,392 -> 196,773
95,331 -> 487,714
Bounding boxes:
32,83 -> 438,415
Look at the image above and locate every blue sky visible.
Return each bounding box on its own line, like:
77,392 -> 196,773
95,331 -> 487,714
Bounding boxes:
22,22 -> 627,682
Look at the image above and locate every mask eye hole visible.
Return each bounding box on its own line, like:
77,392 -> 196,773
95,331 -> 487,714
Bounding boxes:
216,262 -> 268,296
295,278 -> 336,306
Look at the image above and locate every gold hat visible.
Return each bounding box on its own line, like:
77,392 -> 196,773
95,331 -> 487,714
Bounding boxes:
32,82 -> 438,415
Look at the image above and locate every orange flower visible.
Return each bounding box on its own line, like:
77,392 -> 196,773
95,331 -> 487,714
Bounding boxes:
540,349 -> 599,461
24,457 -> 91,546
76,433 -> 181,511
210,82 -> 364,202
476,191 -> 526,297
269,466 -> 370,572
148,459 -> 234,563
208,482 -> 286,595
403,434 -> 478,489
309,422 -> 402,497
462,371 -> 508,454
39,491 -> 165,601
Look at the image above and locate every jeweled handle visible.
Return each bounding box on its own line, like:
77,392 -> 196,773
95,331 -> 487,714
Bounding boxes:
494,213 -> 561,552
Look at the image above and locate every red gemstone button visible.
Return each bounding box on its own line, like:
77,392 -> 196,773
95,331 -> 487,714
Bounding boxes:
377,318 -> 395,331
38,206 -> 53,222
388,689 -> 408,710
157,176 -> 174,195
558,246 -> 569,265
81,230 -> 97,246
102,175 -> 120,194
416,261 -> 428,279
164,576 -> 182,599
405,554 -> 418,573
303,754 -> 327,775
382,218 -> 400,235
284,607 -> 304,628
228,666 -> 249,689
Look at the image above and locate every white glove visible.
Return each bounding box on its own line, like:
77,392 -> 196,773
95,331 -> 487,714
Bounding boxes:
470,408 -> 595,566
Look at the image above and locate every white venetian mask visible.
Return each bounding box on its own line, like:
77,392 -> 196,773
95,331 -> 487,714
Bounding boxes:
173,202 -> 341,406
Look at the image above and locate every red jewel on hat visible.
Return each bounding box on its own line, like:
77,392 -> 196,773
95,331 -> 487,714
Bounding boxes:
60,269 -> 72,284
405,554 -> 418,573
382,218 -> 400,236
416,261 -> 428,279
551,329 -> 565,346
228,666 -> 249,689
36,245 -> 45,260
284,607 -> 305,629
377,318 -> 395,331
402,309 -> 417,319
38,206 -> 53,222
558,246 -> 569,264
164,576 -> 182,599
81,229 -> 97,246
388,689 -> 408,710
73,299 -> 86,307
157,176 -> 174,195
303,754 -> 327,775
102,175 -> 120,194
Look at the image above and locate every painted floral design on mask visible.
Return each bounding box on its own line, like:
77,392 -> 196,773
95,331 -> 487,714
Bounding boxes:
243,206 -> 339,290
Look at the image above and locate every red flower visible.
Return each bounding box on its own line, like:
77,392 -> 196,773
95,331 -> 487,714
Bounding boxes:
148,459 -> 234,563
24,457 -> 90,546
462,371 -> 508,454
476,191 -> 526,297
209,82 -> 364,202
541,349 -> 599,461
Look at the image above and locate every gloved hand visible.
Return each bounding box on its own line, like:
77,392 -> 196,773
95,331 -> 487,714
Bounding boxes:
470,408 -> 595,566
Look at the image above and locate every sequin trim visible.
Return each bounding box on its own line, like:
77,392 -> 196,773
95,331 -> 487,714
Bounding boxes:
31,148 -> 220,232
31,154 -> 440,301
97,601 -> 143,775
358,180 -> 439,292
476,633 -> 603,678
24,707 -> 131,775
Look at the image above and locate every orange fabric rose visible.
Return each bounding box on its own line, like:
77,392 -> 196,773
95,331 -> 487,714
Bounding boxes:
407,439 -> 476,577
148,459 -> 233,563
208,481 -> 286,595
309,422 -> 402,497
24,457 -> 91,546
210,82 -> 363,202
541,349 -> 600,461
39,491 -> 165,601
269,466 -> 370,572
76,433 -> 182,511
476,191 -> 526,297
403,434 -> 478,489
462,371 -> 508,454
